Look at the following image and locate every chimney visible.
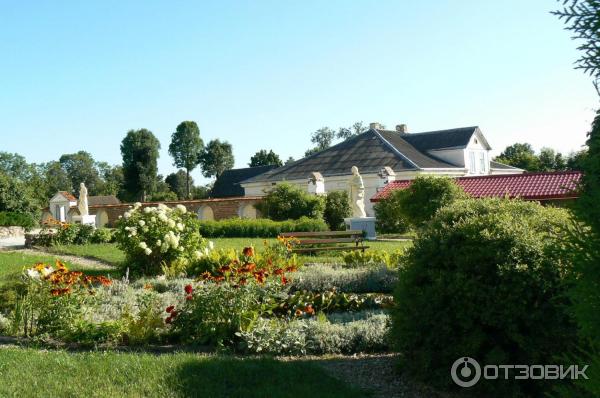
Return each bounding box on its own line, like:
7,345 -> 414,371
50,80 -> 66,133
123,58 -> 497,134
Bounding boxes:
369,122 -> 381,129
396,124 -> 408,133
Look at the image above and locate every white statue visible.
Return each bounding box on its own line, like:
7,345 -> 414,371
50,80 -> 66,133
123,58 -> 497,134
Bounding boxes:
348,166 -> 366,218
78,183 -> 89,216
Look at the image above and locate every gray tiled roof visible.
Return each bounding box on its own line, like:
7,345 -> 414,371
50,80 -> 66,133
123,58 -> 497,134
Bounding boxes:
88,195 -> 121,206
241,128 -> 465,184
211,165 -> 278,197
399,126 -> 480,151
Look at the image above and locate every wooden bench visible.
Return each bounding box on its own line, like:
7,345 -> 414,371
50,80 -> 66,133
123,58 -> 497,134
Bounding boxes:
279,230 -> 368,254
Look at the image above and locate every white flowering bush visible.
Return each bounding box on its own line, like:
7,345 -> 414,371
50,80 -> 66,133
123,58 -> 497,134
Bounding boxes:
115,203 -> 211,275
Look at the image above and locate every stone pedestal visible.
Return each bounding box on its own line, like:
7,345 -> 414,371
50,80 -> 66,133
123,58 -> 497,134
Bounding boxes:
72,215 -> 97,228
344,217 -> 376,240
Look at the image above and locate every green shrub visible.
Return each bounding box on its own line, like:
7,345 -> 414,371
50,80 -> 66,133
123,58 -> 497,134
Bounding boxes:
391,198 -> 576,397
290,264 -> 397,293
32,224 -> 96,246
0,172 -> 40,221
115,203 -> 210,275
373,190 -> 410,234
342,249 -> 404,268
0,212 -> 36,229
254,183 -> 325,221
197,217 -> 328,238
323,191 -> 350,230
89,228 -> 115,244
171,281 -> 283,346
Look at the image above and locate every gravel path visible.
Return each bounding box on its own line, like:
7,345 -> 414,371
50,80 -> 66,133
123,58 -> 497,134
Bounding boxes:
4,248 -> 115,271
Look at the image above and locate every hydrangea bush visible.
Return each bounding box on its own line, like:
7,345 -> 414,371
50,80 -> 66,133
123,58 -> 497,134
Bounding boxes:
115,203 -> 212,275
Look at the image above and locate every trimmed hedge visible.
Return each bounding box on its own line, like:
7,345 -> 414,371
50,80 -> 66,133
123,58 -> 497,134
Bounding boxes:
197,217 -> 328,238
0,212 -> 36,229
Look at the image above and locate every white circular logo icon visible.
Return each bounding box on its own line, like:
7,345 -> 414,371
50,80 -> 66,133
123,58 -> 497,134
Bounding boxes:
451,357 -> 481,388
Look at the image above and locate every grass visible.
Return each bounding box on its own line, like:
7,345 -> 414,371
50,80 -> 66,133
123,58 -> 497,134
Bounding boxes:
46,243 -> 126,266
44,238 -> 412,266
0,348 -> 367,398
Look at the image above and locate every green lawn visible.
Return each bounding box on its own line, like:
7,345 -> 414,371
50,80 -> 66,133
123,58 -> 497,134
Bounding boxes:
45,238 -> 412,266
0,348 -> 367,398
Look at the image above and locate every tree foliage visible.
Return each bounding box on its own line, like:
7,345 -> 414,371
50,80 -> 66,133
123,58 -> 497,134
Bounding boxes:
120,129 -> 161,202
249,149 -> 283,167
199,139 -> 234,178
373,189 -> 410,234
323,190 -> 351,230
168,121 -> 203,198
165,170 -> 193,200
59,151 -> 102,196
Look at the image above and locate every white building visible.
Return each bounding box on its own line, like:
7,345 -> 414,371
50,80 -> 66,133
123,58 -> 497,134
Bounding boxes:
239,123 -> 522,216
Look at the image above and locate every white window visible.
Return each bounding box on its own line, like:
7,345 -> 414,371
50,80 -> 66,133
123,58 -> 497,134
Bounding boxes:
479,152 -> 486,173
469,151 -> 476,173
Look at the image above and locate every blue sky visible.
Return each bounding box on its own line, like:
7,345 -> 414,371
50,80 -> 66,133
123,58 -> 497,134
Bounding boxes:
0,1 -> 597,184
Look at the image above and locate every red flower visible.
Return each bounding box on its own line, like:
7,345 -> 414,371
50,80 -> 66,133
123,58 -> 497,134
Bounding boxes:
281,276 -> 289,285
186,295 -> 193,301
184,284 -> 193,294
165,317 -> 173,324
239,263 -> 256,273
238,278 -> 247,286
218,265 -> 231,274
242,247 -> 254,257
295,309 -> 303,317
50,289 -> 61,297
274,268 -> 284,275
166,305 -> 175,313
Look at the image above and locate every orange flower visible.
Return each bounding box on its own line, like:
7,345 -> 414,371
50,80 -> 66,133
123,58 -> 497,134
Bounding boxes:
285,266 -> 298,273
218,265 -> 231,274
144,283 -> 153,290
304,304 -> 315,315
253,271 -> 266,284
274,268 -> 284,275
239,263 -> 256,273
200,271 -> 212,280
242,247 -> 254,257
281,276 -> 289,285
50,289 -> 61,296
238,278 -> 247,286
294,309 -> 303,317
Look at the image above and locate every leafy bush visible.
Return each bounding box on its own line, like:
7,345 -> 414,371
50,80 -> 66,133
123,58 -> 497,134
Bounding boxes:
115,203 -> 210,275
323,191 -> 350,230
238,313 -> 390,355
342,249 -> 404,268
254,183 -> 325,221
391,198 -> 576,397
0,211 -> 36,229
375,176 -> 467,232
290,265 -> 397,293
373,190 -> 410,234
89,228 -> 115,244
170,281 -> 284,346
31,224 -> 115,246
197,217 -> 328,238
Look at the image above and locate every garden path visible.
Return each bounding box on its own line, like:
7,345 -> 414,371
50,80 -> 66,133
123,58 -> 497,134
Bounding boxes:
11,248 -> 115,271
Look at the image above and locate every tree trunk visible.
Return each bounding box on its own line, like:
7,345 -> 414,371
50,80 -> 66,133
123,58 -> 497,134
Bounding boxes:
186,168 -> 190,199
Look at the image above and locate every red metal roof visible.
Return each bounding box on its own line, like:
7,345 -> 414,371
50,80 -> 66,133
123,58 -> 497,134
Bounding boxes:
58,191 -> 77,201
371,171 -> 582,202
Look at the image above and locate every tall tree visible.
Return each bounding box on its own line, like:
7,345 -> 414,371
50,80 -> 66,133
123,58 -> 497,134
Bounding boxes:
337,121 -> 365,140
567,149 -> 588,170
96,162 -> 125,198
58,151 -> 102,195
199,139 -> 234,178
249,149 -> 283,167
493,143 -> 540,171
0,152 -> 33,181
42,161 -> 72,198
168,121 -> 203,198
165,170 -> 193,200
538,147 -> 567,171
120,129 -> 161,202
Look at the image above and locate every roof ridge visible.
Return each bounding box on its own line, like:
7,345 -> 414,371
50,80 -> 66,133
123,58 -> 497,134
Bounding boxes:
403,126 -> 479,136
372,129 -> 420,169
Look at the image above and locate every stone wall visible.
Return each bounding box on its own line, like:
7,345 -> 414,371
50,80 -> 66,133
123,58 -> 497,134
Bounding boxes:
0,226 -> 25,238
87,196 -> 263,227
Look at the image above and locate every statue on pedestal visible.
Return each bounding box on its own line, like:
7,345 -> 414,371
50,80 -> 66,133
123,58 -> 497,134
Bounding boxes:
348,166 -> 366,218
78,183 -> 89,216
